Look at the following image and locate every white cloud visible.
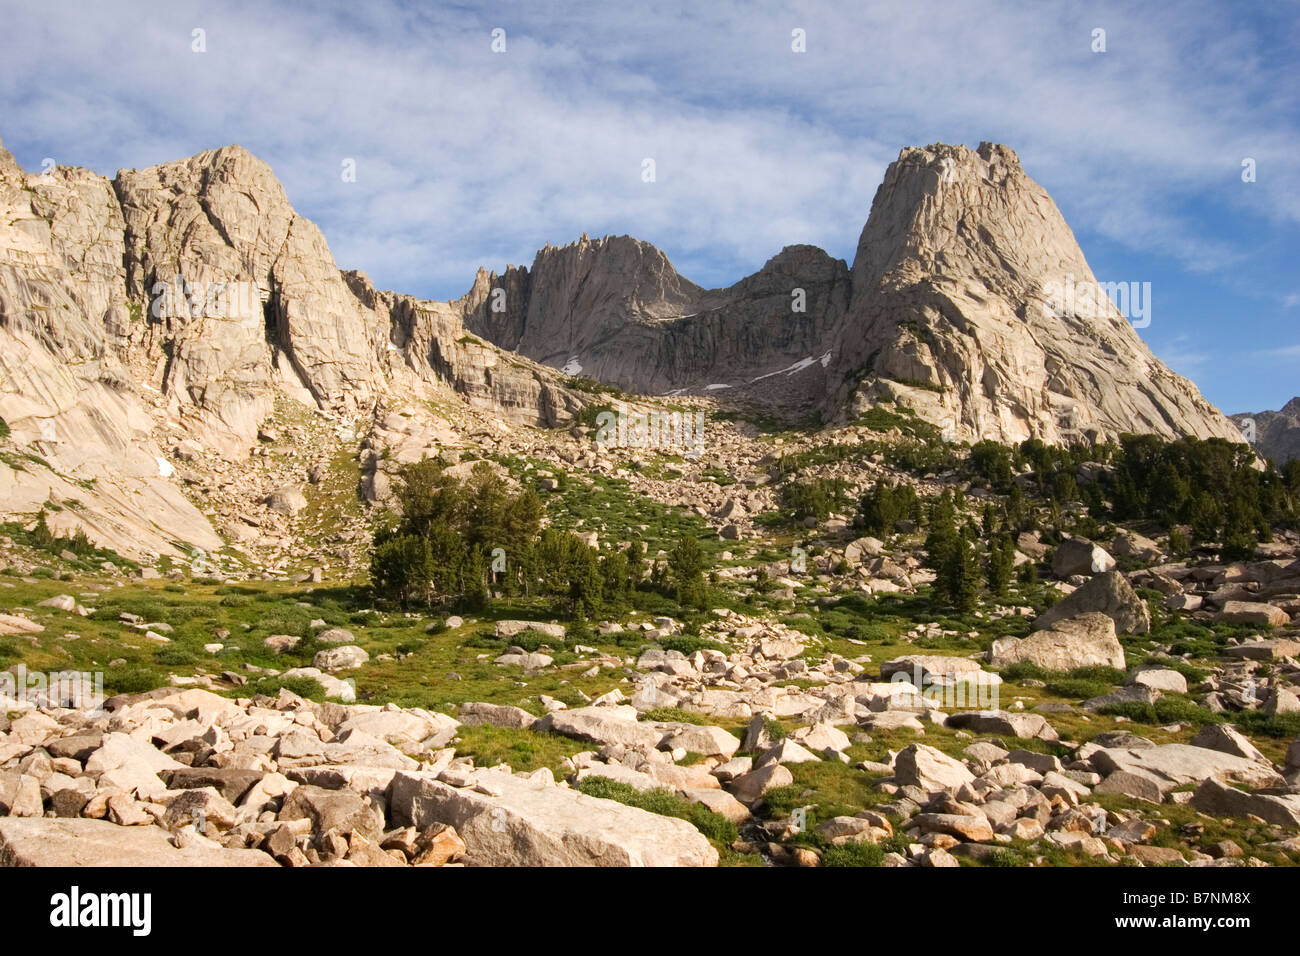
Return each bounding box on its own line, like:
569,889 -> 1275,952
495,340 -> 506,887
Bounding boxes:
1254,344 -> 1300,361
0,0 -> 1295,303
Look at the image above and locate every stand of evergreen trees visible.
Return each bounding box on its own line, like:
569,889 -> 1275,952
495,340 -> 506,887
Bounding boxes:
369,458 -> 710,617
852,432 -> 1298,610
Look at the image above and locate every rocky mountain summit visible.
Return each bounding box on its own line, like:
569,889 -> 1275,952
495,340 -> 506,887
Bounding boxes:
0,138 -> 581,560
465,143 -> 1243,446
464,237 -> 851,410
1232,398 -> 1300,464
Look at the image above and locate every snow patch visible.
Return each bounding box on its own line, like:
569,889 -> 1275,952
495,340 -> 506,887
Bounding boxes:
748,351 -> 834,384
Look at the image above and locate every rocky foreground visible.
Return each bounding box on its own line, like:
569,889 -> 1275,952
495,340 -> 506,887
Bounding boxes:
1,587 -> 1298,867
0,685 -> 718,867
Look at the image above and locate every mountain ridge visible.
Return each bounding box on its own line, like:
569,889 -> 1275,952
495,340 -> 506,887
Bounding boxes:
1231,398 -> 1300,464
462,142 -> 1243,446
0,134 -> 1246,561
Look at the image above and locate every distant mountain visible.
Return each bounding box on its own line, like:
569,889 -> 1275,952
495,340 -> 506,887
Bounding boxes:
1230,398 -> 1300,464
464,143 -> 1244,447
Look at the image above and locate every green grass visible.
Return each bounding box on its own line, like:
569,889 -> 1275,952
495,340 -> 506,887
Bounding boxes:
1096,694 -> 1223,727
641,707 -> 713,725
572,776 -> 739,846
452,724 -> 589,773
248,675 -> 328,701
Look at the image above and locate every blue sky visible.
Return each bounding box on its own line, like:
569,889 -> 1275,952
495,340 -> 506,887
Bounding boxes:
1,0 -> 1296,413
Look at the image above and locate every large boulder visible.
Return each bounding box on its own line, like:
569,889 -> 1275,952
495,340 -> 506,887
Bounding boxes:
1051,537 -> 1115,578
162,767 -> 265,804
1188,724 -> 1271,765
989,613 -> 1125,672
728,761 -> 794,805
495,621 -> 566,640
389,769 -> 717,866
844,537 -> 884,564
277,784 -> 385,841
315,627 -> 357,645
264,487 -> 308,516
1222,637 -> 1300,661
312,645 -> 369,671
458,702 -> 539,731
0,614 -> 43,636
0,817 -> 277,866
0,772 -> 42,816
1127,665 -> 1188,694
1091,744 -> 1286,796
1189,777 -> 1300,828
535,706 -> 665,751
1111,531 -> 1162,563
655,723 -> 741,759
85,732 -> 184,776
1082,684 -> 1161,712
893,743 -> 975,792
945,710 -> 1059,742
879,655 -> 998,686
279,667 -> 356,701
1034,570 -> 1151,634
336,708 -> 459,747
1216,601 -> 1290,628
753,637 -> 804,661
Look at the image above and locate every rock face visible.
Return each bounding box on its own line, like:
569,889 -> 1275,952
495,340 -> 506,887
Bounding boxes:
0,134 -> 1250,563
1231,397 -> 1300,464
830,144 -> 1244,445
0,137 -> 583,558
465,238 -> 850,409
0,144 -> 225,559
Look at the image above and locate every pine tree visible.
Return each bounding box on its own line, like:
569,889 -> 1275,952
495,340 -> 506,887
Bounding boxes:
982,504 -> 998,538
986,535 -> 1015,598
566,546 -> 603,619
30,509 -> 54,549
369,531 -> 433,608
937,527 -> 980,611
625,540 -> 645,590
1006,483 -> 1026,531
924,493 -> 959,572
668,534 -> 708,609
462,547 -> 489,611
